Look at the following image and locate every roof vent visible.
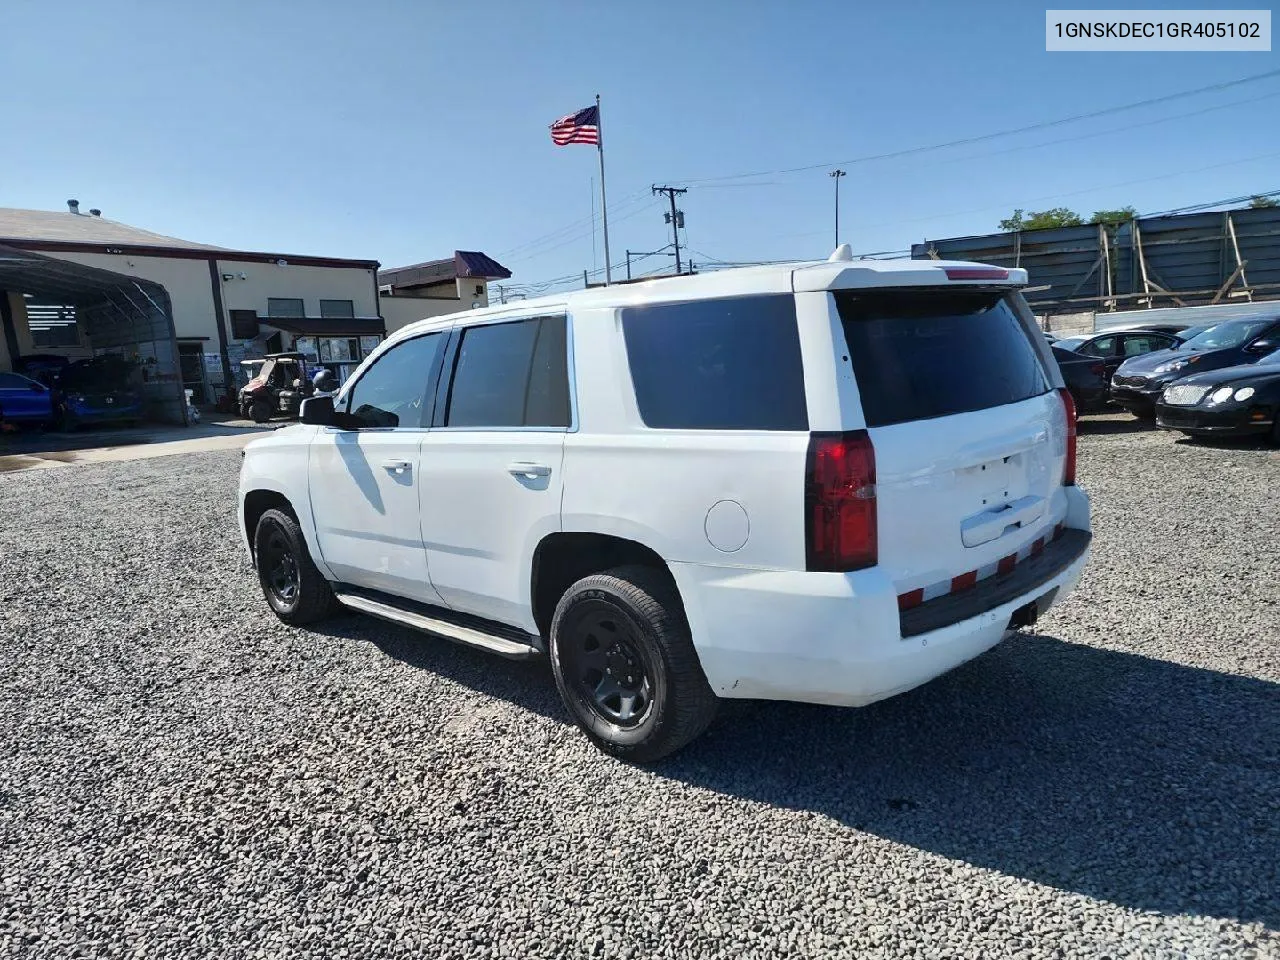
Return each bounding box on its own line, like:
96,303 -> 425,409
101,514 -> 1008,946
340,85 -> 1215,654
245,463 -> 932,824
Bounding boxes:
67,199 -> 80,215
827,243 -> 854,262
89,208 -> 101,217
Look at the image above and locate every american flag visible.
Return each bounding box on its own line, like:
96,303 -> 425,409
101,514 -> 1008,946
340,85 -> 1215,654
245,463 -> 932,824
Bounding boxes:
550,105 -> 600,146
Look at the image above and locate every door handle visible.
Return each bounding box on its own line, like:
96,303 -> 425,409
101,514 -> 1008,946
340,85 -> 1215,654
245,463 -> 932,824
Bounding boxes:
507,461 -> 552,479
381,459 -> 413,475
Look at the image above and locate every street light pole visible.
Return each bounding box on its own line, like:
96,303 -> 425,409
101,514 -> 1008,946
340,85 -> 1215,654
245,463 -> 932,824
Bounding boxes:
829,169 -> 846,248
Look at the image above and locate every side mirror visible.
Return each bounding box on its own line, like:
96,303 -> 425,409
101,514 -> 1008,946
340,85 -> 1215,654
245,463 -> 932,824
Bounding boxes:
300,395 -> 335,426
1246,338 -> 1277,355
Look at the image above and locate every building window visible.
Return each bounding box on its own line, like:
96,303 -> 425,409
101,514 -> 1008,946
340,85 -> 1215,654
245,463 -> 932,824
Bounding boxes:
474,284 -> 484,297
320,299 -> 355,318
268,298 -> 305,318
229,309 -> 260,340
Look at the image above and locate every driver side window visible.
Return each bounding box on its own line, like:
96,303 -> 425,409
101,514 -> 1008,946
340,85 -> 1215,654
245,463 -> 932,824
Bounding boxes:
342,332 -> 444,429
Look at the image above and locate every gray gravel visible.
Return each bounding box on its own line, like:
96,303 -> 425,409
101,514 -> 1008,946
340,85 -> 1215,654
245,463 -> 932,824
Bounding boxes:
1,416 -> 1277,960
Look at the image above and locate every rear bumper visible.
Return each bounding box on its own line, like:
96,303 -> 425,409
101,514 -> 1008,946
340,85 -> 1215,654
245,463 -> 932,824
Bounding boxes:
1155,404 -> 1273,436
672,489 -> 1092,708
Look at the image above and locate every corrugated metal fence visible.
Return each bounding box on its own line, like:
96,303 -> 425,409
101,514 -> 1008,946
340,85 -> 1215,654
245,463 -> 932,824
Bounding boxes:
912,205 -> 1280,316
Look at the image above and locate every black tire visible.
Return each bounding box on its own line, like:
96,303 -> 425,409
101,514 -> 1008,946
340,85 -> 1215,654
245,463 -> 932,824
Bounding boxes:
253,508 -> 335,625
249,401 -> 272,424
1270,416 -> 1280,447
550,565 -> 718,763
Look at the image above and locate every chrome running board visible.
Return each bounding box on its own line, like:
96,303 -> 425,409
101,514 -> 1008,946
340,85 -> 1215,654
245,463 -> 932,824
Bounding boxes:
334,590 -> 541,660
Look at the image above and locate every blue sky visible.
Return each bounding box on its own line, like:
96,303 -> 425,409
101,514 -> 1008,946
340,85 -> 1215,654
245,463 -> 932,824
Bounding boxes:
2,1 -> 1278,293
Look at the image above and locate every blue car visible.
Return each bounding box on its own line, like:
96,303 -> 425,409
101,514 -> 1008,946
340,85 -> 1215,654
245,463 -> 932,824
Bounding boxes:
55,357 -> 144,429
0,371 -> 56,429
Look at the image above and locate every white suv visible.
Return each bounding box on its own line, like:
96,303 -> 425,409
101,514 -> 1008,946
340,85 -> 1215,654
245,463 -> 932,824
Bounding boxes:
239,249 -> 1091,761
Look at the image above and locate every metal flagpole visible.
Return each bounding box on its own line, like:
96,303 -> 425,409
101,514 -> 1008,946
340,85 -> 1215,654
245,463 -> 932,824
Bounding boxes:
596,93 -> 612,284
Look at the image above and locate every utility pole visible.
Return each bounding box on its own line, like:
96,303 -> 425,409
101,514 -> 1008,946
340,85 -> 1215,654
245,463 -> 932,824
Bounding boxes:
829,169 -> 846,248
652,185 -> 687,274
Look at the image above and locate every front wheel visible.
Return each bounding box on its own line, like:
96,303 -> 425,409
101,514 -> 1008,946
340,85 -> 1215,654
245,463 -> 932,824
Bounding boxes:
249,400 -> 272,423
550,565 -> 718,763
254,508 -> 335,624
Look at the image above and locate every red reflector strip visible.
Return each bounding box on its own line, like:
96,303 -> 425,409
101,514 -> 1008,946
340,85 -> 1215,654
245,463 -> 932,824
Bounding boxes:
1054,522 -> 1065,541
897,588 -> 924,611
998,553 -> 1017,575
1031,537 -> 1046,556
951,571 -> 978,592
944,267 -> 1009,281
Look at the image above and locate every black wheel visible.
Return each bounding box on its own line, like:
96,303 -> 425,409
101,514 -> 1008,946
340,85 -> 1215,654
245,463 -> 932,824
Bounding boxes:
249,401 -> 272,423
253,508 -> 335,624
1270,416 -> 1280,447
550,565 -> 718,763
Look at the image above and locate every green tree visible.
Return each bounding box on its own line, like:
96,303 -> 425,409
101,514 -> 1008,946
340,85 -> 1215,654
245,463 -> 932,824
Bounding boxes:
1249,195 -> 1278,209
1089,206 -> 1137,225
999,207 -> 1084,232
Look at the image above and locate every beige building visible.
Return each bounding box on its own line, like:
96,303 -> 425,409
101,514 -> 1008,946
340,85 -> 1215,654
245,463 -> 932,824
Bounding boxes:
0,202 -> 382,404
378,251 -> 512,334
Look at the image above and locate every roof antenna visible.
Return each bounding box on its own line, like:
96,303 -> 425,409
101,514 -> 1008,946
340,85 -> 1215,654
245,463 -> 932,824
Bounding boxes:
827,243 -> 853,262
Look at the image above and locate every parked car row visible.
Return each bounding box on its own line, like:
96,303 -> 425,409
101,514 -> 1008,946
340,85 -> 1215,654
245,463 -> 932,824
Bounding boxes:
1050,313 -> 1280,443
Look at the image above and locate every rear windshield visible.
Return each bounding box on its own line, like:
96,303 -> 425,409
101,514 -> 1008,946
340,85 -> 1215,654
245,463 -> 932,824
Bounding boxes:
835,289 -> 1048,428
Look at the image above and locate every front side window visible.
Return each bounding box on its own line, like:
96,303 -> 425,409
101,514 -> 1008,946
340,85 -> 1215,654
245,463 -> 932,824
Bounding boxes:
342,332 -> 445,428
445,316 -> 571,428
621,295 -> 808,431
835,289 -> 1048,428
267,298 -> 305,318
0,372 -> 33,389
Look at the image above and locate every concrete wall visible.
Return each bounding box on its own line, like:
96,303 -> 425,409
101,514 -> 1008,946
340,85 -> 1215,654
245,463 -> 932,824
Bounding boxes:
378,295 -> 471,335
218,259 -> 379,318
43,251 -> 216,341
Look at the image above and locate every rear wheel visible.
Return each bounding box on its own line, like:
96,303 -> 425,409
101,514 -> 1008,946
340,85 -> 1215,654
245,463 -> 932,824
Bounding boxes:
253,508 -> 335,624
550,565 -> 718,763
249,400 -> 272,423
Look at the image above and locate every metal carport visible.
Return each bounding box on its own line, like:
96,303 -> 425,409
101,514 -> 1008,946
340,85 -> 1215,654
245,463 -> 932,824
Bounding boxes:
0,243 -> 187,424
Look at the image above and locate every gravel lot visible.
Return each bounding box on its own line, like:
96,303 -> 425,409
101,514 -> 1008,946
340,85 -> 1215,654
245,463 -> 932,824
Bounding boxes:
2,416 -> 1277,959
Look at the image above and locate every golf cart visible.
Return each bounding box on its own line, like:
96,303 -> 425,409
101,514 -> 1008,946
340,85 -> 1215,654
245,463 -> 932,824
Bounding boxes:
239,352 -> 312,423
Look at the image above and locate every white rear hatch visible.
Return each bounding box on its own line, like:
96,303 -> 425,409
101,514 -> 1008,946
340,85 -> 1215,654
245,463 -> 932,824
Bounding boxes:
830,281 -> 1069,601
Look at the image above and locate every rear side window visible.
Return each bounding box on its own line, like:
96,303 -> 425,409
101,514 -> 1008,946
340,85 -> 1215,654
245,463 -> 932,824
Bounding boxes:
621,295 -> 808,430
445,316 -> 571,428
835,289 -> 1048,428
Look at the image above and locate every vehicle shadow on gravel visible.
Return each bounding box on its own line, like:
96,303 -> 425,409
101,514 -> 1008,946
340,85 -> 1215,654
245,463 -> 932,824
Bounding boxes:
1075,416 -> 1154,435
660,633 -> 1280,929
312,615 -> 565,720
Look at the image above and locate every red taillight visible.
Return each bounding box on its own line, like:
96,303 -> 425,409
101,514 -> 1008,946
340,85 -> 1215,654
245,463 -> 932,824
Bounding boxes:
1057,387 -> 1077,486
944,267 -> 1009,281
805,430 -> 877,572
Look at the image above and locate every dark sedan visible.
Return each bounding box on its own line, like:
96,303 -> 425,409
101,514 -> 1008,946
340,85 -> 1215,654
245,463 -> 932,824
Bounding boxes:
1110,314 -> 1280,418
1051,329 -> 1180,412
1155,349 -> 1280,442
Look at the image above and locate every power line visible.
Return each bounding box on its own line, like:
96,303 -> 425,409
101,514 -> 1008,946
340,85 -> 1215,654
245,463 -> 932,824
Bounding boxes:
663,68 -> 1280,186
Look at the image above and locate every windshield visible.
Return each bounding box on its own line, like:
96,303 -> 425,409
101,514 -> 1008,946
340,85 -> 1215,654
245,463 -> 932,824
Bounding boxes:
1256,348 -> 1280,367
1054,336 -> 1087,352
1181,318 -> 1274,351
